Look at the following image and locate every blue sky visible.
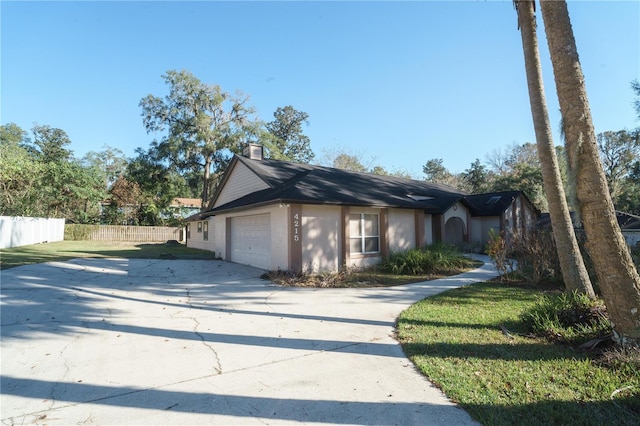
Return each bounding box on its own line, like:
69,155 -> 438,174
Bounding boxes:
2,1 -> 639,176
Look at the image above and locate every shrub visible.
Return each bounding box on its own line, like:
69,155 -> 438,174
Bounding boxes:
519,290 -> 611,345
486,227 -> 568,286
64,224 -> 98,240
380,244 -> 474,275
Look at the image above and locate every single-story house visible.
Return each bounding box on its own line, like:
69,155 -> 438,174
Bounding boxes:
538,210 -> 640,247
186,144 -> 538,272
617,211 -> 640,246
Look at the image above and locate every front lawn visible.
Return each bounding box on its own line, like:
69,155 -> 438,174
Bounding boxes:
0,240 -> 215,270
397,282 -> 640,425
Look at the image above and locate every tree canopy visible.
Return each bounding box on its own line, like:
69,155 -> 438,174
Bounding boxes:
264,106 -> 315,163
139,69 -> 257,208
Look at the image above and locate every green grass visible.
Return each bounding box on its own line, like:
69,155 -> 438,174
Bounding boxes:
0,240 -> 215,270
397,282 -> 640,425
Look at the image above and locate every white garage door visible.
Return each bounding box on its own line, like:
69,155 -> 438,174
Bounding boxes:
230,214 -> 271,270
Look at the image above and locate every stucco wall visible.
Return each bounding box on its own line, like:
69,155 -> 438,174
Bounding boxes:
388,209 -> 416,252
443,201 -> 468,227
186,217 -> 216,252
424,215 -> 433,245
301,205 -> 341,272
470,216 -> 501,246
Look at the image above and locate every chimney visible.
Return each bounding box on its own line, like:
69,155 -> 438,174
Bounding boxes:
242,143 -> 264,161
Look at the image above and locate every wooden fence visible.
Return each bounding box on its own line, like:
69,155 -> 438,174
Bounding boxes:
66,225 -> 183,242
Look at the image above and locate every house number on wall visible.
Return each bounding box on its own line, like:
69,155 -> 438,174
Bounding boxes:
293,213 -> 300,242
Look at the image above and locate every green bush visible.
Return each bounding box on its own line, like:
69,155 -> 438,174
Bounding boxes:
380,244 -> 474,275
519,290 -> 611,345
64,224 -> 98,241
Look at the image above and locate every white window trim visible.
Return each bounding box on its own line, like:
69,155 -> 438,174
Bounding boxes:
350,213 -> 380,255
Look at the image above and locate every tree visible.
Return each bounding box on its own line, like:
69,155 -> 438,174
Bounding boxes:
514,0 -> 595,298
125,148 -> 195,224
332,153 -> 368,172
103,175 -> 142,225
27,124 -> 73,163
83,145 -> 128,189
423,158 -> 449,182
597,130 -> 640,205
461,159 -> 489,194
632,79 -> 640,119
264,106 -> 315,163
140,70 -> 256,208
541,0 -> 640,342
486,142 -> 540,174
0,124 -> 41,216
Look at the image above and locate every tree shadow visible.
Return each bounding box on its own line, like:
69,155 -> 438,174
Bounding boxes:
464,397 -> 640,426
0,376 -> 473,424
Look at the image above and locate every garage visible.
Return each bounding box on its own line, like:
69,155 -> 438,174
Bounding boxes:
230,214 -> 271,270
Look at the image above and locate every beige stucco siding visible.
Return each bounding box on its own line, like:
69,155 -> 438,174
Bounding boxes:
443,201 -> 468,226
214,162 -> 269,208
424,215 -> 433,245
470,217 -> 501,246
186,218 -> 216,252
388,209 -> 416,252
301,205 -> 341,272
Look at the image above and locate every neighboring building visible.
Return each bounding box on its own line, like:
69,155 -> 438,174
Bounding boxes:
164,198 -> 202,220
617,211 -> 640,246
186,144 -> 538,272
538,210 -> 640,247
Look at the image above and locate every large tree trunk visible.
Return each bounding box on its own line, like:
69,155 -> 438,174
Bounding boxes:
540,0 -> 640,342
202,157 -> 211,210
515,0 -> 595,298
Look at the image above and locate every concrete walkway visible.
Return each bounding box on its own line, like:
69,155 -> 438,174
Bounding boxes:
1,255 -> 498,425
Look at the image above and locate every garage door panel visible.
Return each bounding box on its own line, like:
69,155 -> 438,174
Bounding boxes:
230,214 -> 271,270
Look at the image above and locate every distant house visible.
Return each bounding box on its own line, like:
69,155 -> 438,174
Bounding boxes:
186,144 -> 538,272
538,210 -> 640,247
164,198 -> 202,220
617,211 -> 640,246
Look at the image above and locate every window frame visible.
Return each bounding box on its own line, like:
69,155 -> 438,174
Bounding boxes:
349,212 -> 380,255
197,221 -> 202,233
203,221 -> 208,241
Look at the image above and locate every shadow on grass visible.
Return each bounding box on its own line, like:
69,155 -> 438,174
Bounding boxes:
465,396 -> 640,426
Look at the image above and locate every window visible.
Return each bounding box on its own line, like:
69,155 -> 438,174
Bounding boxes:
197,222 -> 202,233
349,213 -> 380,254
186,223 -> 191,239
486,196 -> 502,205
203,221 -> 208,241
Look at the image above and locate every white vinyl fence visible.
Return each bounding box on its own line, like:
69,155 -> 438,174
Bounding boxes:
0,216 -> 65,249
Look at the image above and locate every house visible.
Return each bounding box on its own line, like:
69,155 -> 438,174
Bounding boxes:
617,211 -> 640,246
465,191 -> 539,247
186,144 -> 538,272
164,198 -> 202,219
537,210 -> 640,247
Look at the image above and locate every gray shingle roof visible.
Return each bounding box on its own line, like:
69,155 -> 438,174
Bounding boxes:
210,155 -> 467,214
464,191 -> 525,217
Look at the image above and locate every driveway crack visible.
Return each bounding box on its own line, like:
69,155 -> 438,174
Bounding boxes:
185,287 -> 222,374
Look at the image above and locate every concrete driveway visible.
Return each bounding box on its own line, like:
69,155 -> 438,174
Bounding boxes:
1,256 -> 498,425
